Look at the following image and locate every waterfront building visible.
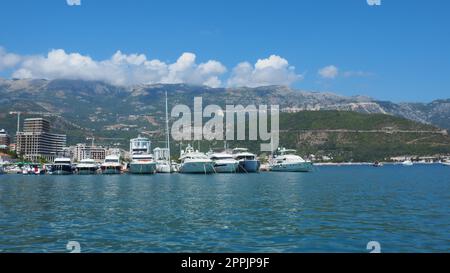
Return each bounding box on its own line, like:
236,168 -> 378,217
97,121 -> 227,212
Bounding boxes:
0,129 -> 10,149
73,143 -> 106,162
16,118 -> 66,162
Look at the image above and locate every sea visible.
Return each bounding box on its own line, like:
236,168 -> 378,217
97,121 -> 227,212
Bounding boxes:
0,164 -> 449,253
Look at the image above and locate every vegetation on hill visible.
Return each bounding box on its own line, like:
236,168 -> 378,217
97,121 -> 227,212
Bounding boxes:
1,108 -> 450,162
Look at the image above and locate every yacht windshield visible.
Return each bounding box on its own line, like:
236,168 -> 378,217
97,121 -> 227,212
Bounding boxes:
105,159 -> 119,163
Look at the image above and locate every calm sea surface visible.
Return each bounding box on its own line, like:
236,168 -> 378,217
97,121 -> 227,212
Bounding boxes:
0,164 -> 449,253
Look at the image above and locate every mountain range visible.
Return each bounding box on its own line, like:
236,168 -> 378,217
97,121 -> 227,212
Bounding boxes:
1,78 -> 450,161
1,78 -> 449,132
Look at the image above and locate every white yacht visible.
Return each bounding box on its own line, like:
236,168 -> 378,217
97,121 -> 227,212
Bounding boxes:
232,148 -> 260,173
209,152 -> 239,173
441,159 -> 450,166
129,136 -> 157,174
269,148 -> 313,172
179,145 -> 215,174
101,155 -> 122,174
52,158 -> 74,175
76,159 -> 99,175
402,160 -> 413,166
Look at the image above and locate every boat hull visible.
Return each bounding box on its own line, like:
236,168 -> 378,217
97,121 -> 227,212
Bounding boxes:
129,162 -> 157,174
214,162 -> 239,173
51,165 -> 73,175
101,166 -> 122,175
270,162 -> 313,172
237,160 -> 260,173
77,167 -> 98,175
156,163 -> 172,173
179,162 -> 215,174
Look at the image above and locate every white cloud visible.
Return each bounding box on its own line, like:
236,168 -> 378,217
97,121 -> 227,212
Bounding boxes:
318,65 -> 339,79
227,55 -> 302,87
3,47 -> 305,88
66,0 -> 81,6
10,49 -> 227,87
0,47 -> 21,70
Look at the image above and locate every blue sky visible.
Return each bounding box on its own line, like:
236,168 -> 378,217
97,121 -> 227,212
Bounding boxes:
0,0 -> 449,102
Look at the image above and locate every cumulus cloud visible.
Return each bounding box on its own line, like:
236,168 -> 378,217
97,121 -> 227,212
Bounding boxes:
66,0 -> 81,6
0,47 -> 21,70
318,65 -> 339,79
11,49 -> 227,87
227,55 -> 302,87
2,47 -> 304,88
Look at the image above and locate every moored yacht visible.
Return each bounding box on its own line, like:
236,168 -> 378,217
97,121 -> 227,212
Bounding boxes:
269,148 -> 313,172
52,158 -> 74,175
101,155 -> 122,174
209,152 -> 239,173
76,159 -> 99,175
130,154 -> 157,174
441,159 -> 450,166
232,148 -> 260,173
179,145 -> 215,174
129,136 -> 157,174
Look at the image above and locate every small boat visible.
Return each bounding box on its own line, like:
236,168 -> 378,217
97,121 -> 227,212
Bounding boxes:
232,148 -> 260,173
259,163 -> 270,172
101,155 -> 122,174
373,161 -> 384,167
52,158 -> 74,175
269,148 -> 313,172
5,165 -> 22,174
402,160 -> 413,166
442,160 -> 450,166
209,152 -> 239,173
76,159 -> 99,175
179,145 -> 215,174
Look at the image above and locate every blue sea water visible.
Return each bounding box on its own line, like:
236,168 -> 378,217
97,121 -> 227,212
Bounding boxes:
0,164 -> 449,253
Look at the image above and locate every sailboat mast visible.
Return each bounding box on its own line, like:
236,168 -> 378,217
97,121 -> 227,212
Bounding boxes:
165,91 -> 171,164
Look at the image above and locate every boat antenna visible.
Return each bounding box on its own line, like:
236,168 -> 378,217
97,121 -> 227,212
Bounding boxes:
165,91 -> 171,165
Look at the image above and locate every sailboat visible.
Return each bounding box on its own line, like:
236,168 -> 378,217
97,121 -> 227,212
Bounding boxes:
156,91 -> 172,173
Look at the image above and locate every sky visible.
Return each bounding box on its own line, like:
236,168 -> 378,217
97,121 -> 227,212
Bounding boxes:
0,0 -> 449,102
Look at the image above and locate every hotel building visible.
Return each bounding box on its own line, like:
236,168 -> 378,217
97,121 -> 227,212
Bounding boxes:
16,118 -> 66,162
0,129 -> 10,149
